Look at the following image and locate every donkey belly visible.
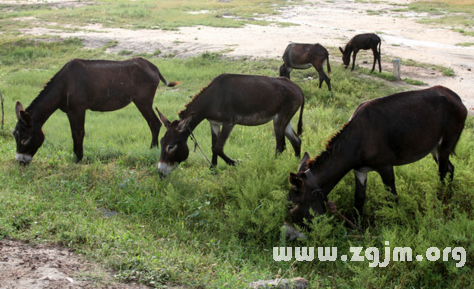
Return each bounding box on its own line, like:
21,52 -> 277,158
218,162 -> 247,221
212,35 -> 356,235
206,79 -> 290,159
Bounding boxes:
289,62 -> 312,70
89,90 -> 134,111
393,151 -> 432,166
226,114 -> 274,126
384,136 -> 441,167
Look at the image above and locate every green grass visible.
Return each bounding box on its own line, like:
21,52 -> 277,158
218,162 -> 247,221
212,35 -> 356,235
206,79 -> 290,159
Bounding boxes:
1,1 -> 474,288
0,0 -> 302,32
403,78 -> 427,86
407,1 -> 474,36
456,42 -> 474,47
1,38 -> 474,288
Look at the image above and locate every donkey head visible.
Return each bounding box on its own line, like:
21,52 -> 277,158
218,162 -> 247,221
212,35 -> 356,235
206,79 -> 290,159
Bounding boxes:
155,107 -> 193,176
279,65 -> 290,78
339,46 -> 351,69
13,101 -> 45,165
287,152 -> 327,227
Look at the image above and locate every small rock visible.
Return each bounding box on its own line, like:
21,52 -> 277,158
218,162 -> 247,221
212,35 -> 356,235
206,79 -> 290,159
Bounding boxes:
248,277 -> 309,289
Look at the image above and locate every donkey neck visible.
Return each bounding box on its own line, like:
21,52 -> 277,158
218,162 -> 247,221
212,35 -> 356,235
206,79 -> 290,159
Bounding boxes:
179,92 -> 215,132
178,107 -> 207,132
307,124 -> 361,196
345,43 -> 354,54
26,78 -> 64,125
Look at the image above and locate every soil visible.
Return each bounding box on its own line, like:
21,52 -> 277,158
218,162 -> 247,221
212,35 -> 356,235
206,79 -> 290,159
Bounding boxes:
1,0 -> 473,288
0,238 -> 152,289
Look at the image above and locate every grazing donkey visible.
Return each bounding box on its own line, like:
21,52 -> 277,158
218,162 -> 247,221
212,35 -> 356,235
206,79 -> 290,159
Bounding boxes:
279,43 -> 332,91
13,57 -> 178,164
339,33 -> 381,72
155,73 -> 305,176
287,86 -> 466,228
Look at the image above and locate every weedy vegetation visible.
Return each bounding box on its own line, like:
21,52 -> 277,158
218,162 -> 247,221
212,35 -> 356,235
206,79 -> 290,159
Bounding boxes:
0,0 -> 473,288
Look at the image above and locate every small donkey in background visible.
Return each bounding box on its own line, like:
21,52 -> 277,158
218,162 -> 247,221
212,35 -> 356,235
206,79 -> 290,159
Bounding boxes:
339,33 -> 381,73
280,43 -> 332,91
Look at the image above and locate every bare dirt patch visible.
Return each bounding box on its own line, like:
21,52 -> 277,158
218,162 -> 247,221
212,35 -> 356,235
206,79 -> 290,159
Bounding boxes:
0,238 -> 152,289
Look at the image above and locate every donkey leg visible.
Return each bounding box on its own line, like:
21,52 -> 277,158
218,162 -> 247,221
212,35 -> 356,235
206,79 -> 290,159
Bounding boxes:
314,66 -> 331,91
134,102 -> 162,148
437,153 -> 454,183
209,122 -> 220,167
315,67 -> 324,89
377,166 -> 398,197
273,116 -> 288,155
67,110 -> 86,163
377,51 -> 382,73
353,170 -> 368,216
321,71 -> 331,92
214,122 -> 236,166
371,48 -> 377,73
447,160 -> 455,182
377,166 -> 400,208
351,50 -> 359,71
326,76 -> 331,92
284,122 -> 301,158
435,129 -> 461,182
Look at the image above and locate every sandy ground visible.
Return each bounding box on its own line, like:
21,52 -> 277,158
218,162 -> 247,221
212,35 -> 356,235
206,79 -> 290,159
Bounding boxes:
1,0 -> 473,288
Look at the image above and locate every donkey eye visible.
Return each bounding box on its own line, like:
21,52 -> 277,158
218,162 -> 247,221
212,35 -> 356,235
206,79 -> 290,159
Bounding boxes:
167,144 -> 177,152
21,137 -> 32,146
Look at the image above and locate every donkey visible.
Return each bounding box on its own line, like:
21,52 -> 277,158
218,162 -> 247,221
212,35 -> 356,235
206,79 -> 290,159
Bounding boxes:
279,43 -> 332,91
287,86 -> 466,228
155,73 -> 305,176
339,33 -> 381,72
13,57 -> 178,164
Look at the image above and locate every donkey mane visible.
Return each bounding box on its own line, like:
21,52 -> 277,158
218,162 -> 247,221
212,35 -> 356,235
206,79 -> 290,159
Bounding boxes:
307,121 -> 353,169
343,43 -> 352,53
26,65 -> 67,112
178,75 -> 220,118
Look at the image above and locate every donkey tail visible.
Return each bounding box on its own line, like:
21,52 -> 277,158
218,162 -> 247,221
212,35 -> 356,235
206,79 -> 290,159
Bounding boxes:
326,54 -> 332,76
157,69 -> 180,87
297,97 -> 305,137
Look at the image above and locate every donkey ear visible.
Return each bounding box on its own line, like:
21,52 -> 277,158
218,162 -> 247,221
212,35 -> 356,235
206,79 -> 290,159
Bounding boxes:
15,101 -> 24,117
177,113 -> 194,133
16,102 -> 32,127
155,107 -> 171,129
296,152 -> 311,173
19,111 -> 33,127
289,172 -> 304,189
339,47 -> 344,54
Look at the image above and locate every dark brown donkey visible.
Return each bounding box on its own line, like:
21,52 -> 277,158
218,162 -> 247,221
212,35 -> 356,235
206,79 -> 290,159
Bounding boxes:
339,33 -> 381,72
155,73 -> 305,176
287,86 -> 466,228
13,57 -> 178,164
279,43 -> 332,91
